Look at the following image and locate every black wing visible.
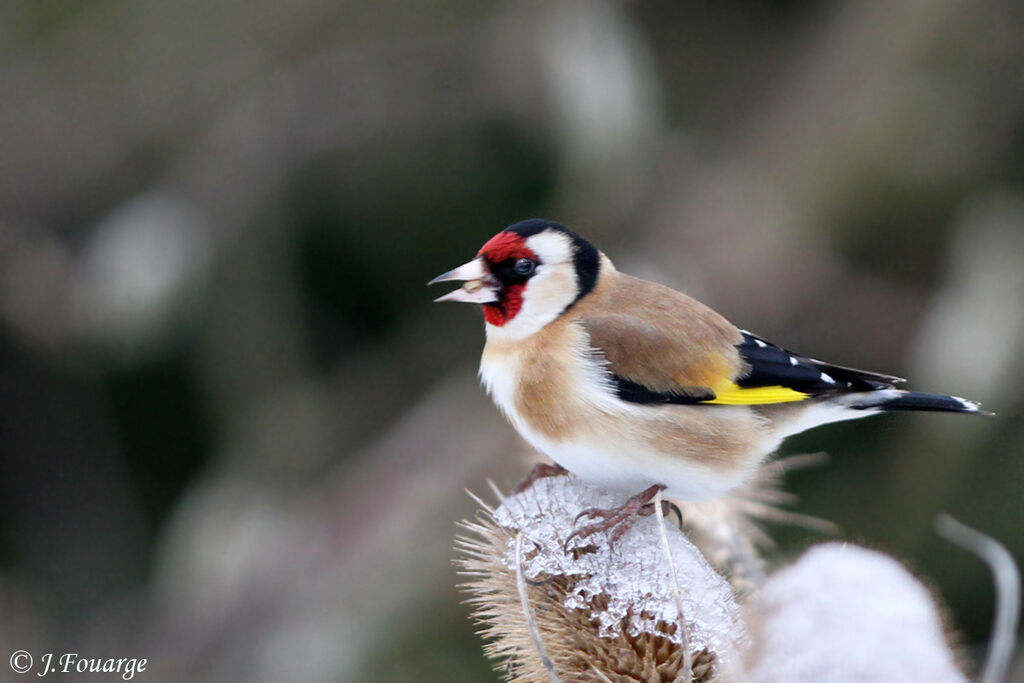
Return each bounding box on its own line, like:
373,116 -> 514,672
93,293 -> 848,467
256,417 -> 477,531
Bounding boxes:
735,330 -> 904,397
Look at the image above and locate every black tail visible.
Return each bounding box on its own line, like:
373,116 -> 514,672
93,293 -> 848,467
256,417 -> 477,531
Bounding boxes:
845,390 -> 991,415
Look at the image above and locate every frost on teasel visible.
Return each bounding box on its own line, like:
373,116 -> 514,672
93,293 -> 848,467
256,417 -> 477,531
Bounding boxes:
456,476 -> 748,682
456,473 -> 981,683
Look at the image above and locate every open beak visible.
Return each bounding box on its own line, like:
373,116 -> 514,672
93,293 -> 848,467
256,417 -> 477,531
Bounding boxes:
427,257 -> 499,304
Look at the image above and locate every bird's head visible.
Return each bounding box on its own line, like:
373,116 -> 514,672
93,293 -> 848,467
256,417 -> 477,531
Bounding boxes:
429,219 -> 601,339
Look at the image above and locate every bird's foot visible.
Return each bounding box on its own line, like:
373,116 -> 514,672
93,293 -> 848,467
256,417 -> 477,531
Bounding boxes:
564,484 -> 675,550
512,462 -> 569,494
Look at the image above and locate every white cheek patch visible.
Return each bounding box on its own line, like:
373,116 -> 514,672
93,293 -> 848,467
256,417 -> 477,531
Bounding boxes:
525,231 -> 574,265
487,265 -> 579,340
486,231 -> 581,341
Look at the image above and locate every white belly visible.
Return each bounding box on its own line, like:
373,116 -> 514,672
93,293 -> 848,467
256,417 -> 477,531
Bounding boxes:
480,350 -> 755,501
520,427 -> 745,501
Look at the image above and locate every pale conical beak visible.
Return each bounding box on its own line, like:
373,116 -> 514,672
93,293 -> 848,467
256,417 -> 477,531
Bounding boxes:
428,257 -> 499,303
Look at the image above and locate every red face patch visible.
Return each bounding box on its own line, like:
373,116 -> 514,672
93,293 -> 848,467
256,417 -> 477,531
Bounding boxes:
477,231 -> 536,327
483,284 -> 524,326
477,231 -> 534,263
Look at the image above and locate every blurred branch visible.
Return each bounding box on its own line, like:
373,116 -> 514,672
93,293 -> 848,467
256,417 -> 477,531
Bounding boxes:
0,0 -> 348,222
638,0 -> 1024,364
137,374 -> 516,682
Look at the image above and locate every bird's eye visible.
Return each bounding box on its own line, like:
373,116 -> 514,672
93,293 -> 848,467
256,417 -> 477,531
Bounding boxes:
514,258 -> 536,276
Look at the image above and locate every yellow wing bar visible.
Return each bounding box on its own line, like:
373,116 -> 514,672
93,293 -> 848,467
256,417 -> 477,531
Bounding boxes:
701,380 -> 809,405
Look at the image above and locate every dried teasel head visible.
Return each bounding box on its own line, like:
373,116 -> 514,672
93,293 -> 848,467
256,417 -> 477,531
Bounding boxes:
456,476 -> 749,682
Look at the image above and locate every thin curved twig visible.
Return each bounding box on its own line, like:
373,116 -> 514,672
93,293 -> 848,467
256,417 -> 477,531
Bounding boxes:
514,532 -> 561,683
935,514 -> 1020,683
654,489 -> 693,681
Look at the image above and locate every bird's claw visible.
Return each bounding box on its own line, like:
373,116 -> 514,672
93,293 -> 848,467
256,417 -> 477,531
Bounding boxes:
562,484 -> 669,552
573,506 -> 615,525
660,500 -> 684,528
512,462 -> 569,494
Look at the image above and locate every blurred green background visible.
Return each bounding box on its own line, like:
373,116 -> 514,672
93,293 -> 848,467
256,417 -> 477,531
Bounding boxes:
1,1 -> 1022,681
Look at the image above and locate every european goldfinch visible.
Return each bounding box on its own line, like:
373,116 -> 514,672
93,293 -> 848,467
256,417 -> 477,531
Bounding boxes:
430,219 -> 985,529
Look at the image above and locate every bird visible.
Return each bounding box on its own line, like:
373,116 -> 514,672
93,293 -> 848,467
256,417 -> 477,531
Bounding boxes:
429,219 -> 987,542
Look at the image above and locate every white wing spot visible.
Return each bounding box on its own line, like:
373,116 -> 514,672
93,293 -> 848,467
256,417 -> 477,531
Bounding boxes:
754,339 -> 767,348
820,372 -> 836,384
953,396 -> 980,412
789,356 -> 799,366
